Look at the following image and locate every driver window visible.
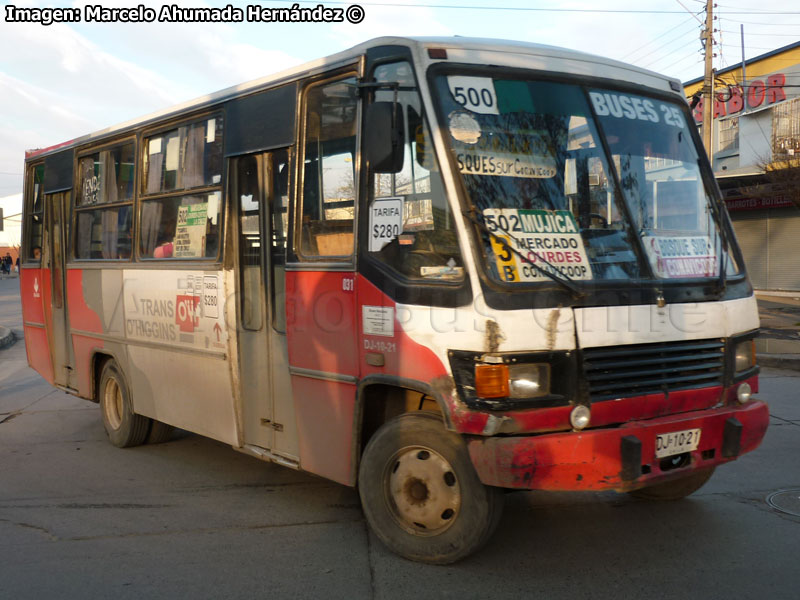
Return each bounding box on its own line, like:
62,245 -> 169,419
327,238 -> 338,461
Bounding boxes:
368,61 -> 464,282
299,75 -> 358,259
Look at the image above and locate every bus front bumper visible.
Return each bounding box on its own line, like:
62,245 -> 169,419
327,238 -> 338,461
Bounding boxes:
466,400 -> 769,492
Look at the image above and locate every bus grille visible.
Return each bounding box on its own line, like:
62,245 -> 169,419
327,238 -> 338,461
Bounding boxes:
582,339 -> 725,402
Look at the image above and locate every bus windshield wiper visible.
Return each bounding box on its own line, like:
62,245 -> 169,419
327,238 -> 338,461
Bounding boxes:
463,210 -> 584,298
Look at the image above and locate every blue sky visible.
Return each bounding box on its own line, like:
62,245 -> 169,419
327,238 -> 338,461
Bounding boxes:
1,0 -> 798,198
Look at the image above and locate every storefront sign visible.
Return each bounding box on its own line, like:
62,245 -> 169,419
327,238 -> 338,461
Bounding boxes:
692,73 -> 787,123
725,195 -> 794,211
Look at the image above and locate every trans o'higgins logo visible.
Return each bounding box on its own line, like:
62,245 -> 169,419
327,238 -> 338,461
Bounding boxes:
175,294 -> 200,332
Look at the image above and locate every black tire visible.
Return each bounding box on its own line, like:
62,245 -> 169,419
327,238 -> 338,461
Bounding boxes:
358,412 -> 504,564
629,467 -> 716,501
99,360 -> 150,448
146,420 -> 175,444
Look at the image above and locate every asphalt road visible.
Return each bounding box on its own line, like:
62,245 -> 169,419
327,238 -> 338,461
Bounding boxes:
1,275 -> 799,599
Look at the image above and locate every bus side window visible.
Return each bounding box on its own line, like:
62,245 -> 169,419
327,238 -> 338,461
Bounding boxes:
74,141 -> 135,260
298,76 -> 358,259
140,192 -> 222,259
139,115 -> 224,260
25,164 -> 45,262
236,154 -> 264,331
271,152 -> 289,332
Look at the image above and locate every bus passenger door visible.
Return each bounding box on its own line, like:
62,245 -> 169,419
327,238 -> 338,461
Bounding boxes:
45,191 -> 76,388
234,150 -> 299,460
286,72 -> 361,486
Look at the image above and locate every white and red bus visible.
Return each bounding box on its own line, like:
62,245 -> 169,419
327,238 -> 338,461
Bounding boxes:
20,37 -> 768,563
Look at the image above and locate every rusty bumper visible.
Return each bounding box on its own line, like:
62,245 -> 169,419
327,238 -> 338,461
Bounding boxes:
467,400 -> 769,492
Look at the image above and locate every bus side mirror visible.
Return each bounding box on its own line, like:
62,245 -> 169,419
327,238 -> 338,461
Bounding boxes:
365,102 -> 405,173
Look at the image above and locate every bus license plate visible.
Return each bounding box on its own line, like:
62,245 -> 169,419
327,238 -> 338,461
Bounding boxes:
655,428 -> 701,458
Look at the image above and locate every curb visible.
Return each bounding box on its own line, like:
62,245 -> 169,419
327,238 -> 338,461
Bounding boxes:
0,326 -> 15,350
758,354 -> 800,371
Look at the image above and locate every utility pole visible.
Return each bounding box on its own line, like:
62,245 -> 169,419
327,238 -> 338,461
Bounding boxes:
701,1 -> 715,163
740,24 -> 747,116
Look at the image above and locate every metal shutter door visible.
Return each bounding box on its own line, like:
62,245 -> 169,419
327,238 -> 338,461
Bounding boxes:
767,209 -> 800,290
731,213 -> 768,289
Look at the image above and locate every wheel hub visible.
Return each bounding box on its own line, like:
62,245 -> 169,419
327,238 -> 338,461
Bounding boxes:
103,378 -> 123,430
386,446 -> 462,535
405,478 -> 429,504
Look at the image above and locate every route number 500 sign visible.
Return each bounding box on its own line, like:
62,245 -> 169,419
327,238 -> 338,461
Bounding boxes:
448,76 -> 499,115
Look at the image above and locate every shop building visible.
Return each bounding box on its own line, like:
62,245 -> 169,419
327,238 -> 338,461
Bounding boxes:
0,193 -> 22,271
684,41 -> 800,292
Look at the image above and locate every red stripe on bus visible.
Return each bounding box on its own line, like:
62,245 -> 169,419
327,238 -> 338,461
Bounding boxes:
66,269 -> 104,334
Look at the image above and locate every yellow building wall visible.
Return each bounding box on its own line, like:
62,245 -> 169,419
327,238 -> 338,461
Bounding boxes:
684,46 -> 800,98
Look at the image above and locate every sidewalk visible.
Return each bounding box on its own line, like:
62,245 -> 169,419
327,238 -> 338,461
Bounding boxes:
0,327 -> 14,350
0,274 -> 21,350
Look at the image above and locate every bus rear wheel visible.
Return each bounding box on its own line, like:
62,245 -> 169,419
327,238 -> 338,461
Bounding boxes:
358,412 -> 504,564
99,360 -> 150,448
146,420 -> 175,444
629,467 -> 716,501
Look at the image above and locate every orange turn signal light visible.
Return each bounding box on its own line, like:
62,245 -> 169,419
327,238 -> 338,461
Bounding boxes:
475,364 -> 509,398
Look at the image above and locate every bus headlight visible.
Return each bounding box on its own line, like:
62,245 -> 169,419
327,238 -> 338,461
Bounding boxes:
508,364 -> 550,399
475,363 -> 550,399
734,339 -> 756,372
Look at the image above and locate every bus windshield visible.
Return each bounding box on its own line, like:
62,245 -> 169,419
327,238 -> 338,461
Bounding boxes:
433,73 -> 740,285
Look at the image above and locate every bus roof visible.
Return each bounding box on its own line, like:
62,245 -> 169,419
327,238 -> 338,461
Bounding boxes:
25,36 -> 679,160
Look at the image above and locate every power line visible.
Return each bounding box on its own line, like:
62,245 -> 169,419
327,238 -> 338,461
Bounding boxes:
260,1 -> 800,14
632,23 -> 702,66
721,43 -> 781,50
715,2 -> 800,13
717,22 -> 731,72
717,1 -> 799,10
654,51 -> 703,74
640,43 -> 699,71
674,0 -> 705,25
719,17 -> 800,26
619,15 -> 698,61
641,45 -> 700,71
639,31 -> 705,70
732,57 -> 800,62
720,29 -> 800,36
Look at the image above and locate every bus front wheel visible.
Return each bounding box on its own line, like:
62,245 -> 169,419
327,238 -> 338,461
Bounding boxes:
358,412 -> 504,564
99,360 -> 150,448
